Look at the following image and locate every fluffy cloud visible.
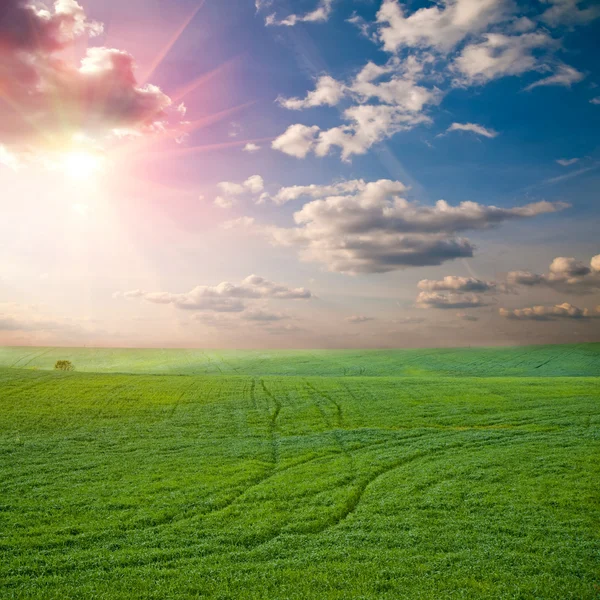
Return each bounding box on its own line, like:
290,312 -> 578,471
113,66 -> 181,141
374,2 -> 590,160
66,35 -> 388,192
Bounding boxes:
118,275 -> 312,313
254,178 -> 568,274
376,0 -> 512,53
507,254 -> 600,294
0,1 -> 180,156
278,76 -> 345,110
272,1 -> 589,162
265,0 -> 334,26
499,302 -> 593,320
243,143 -> 261,153
274,57 -> 441,160
275,104 -> 433,161
272,124 -> 320,158
314,105 -> 431,160
556,158 -> 579,166
446,122 -> 498,138
214,196 -> 235,209
217,182 -> 245,196
524,63 -> 585,90
540,0 -> 600,26
215,175 -> 264,207
416,292 -> 487,309
244,175 -> 265,194
0,0 -> 103,53
591,97 -> 600,105
454,32 -> 554,84
416,275 -> 501,312
270,179 -> 370,206
418,276 -> 496,292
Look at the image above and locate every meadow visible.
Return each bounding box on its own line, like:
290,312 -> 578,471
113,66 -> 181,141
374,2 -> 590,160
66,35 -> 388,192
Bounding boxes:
1,343 -> 599,599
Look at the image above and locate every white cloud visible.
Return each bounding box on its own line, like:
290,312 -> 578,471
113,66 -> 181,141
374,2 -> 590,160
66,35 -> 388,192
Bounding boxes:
556,158 -> 579,166
418,276 -> 496,292
255,0 -> 274,11
278,76 -> 345,110
446,122 -> 498,138
243,143 -> 261,153
244,175 -> 265,194
507,254 -> 600,294
416,291 -> 487,309
253,178 -> 568,274
275,57 -> 441,160
272,124 -> 320,158
277,104 -> 432,161
540,0 -> 600,27
510,16 -> 536,33
217,181 -> 246,196
215,175 -> 264,207
271,1 -> 593,164
591,97 -> 600,105
351,56 -> 441,110
376,0 -> 512,53
499,302 -> 593,320
214,196 -> 235,209
525,63 -> 585,91
118,275 -> 312,314
454,32 -> 554,84
265,0 -> 335,26
271,179 -> 370,205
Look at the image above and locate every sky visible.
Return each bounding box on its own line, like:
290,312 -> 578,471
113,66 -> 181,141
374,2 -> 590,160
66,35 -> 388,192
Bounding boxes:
0,0 -> 599,349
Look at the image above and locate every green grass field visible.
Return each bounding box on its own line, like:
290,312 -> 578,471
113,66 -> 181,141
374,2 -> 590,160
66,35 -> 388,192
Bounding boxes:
1,344 -> 599,599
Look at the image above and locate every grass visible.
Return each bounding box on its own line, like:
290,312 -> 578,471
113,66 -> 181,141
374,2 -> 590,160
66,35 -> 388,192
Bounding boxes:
0,344 -> 599,599
0,342 -> 599,376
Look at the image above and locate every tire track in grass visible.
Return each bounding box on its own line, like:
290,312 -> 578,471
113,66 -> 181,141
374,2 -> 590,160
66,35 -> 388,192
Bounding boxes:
168,378 -> 198,420
303,380 -> 355,479
247,432 -> 535,553
305,381 -> 343,427
260,379 -> 281,467
11,347 -> 56,369
116,431 -> 421,534
249,378 -> 258,410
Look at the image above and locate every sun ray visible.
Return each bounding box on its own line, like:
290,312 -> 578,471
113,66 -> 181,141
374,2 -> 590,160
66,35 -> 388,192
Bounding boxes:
181,101 -> 257,135
144,137 -> 275,160
139,1 -> 205,85
169,56 -> 242,103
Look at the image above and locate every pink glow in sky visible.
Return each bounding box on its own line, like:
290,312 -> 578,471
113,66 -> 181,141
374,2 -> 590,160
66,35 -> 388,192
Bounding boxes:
1,0 -> 599,348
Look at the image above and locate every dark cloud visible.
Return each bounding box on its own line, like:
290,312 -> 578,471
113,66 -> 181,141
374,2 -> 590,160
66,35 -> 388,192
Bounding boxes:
257,178 -> 568,274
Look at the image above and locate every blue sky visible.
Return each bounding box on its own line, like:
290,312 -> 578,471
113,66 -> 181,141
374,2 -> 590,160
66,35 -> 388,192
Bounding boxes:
0,0 -> 599,347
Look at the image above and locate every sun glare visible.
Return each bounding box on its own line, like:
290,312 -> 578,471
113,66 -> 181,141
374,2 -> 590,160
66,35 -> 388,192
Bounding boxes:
61,151 -> 104,180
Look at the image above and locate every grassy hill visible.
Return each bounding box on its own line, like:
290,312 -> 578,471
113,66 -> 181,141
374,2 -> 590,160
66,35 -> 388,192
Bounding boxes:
0,342 -> 599,377
1,344 -> 599,598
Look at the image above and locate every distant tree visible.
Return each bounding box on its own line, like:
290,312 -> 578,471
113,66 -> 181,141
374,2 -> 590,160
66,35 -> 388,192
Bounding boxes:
54,360 -> 74,372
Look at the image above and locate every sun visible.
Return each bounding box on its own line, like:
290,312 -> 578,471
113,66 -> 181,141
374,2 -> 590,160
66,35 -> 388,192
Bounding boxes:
61,151 -> 104,181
